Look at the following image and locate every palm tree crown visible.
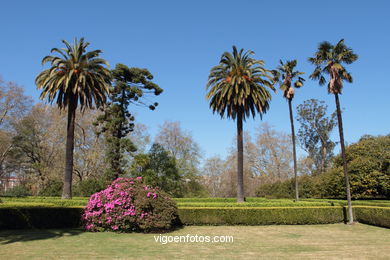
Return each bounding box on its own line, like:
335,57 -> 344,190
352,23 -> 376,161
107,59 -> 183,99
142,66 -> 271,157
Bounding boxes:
308,39 -> 358,94
275,59 -> 305,100
36,37 -> 112,110
206,46 -> 275,120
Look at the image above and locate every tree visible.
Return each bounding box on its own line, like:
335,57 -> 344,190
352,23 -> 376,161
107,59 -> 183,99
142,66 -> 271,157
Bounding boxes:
206,46 -> 275,202
296,99 -> 337,174
331,134 -> 390,199
250,123 -> 293,181
0,78 -> 32,178
202,156 -> 225,197
96,64 -> 162,181
10,105 -> 64,193
274,60 -> 304,201
309,39 -> 358,223
35,38 -> 111,199
155,121 -> 201,178
130,143 -> 181,196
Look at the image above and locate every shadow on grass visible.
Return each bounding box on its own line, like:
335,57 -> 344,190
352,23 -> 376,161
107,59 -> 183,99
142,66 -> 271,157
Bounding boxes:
0,228 -> 84,245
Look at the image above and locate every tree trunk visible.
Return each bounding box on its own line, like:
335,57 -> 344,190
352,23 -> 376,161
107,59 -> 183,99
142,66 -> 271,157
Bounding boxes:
334,93 -> 353,223
236,112 -> 245,203
62,98 -> 77,199
289,99 -> 299,201
321,145 -> 327,174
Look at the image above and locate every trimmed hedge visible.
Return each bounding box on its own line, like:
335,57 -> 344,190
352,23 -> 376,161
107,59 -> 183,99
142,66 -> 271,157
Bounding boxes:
176,202 -> 333,207
0,204 -> 389,229
353,206 -> 390,228
178,207 -> 346,225
0,207 -> 83,229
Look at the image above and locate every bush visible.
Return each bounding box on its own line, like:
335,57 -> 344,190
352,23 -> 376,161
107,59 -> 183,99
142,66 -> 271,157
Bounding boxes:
256,180 -> 293,199
38,180 -> 63,196
83,177 -> 181,232
0,207 -> 83,229
178,207 -> 345,225
1,185 -> 31,197
73,179 -> 107,197
354,206 -> 390,228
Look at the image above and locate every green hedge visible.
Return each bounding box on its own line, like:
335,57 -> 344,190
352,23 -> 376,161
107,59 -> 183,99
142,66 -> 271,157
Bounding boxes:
353,206 -> 390,228
0,207 -> 83,229
176,202 -> 333,207
178,207 -> 346,225
0,205 -> 389,229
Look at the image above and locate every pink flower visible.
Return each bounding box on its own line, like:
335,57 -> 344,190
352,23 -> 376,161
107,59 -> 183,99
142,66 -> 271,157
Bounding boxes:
111,225 -> 119,230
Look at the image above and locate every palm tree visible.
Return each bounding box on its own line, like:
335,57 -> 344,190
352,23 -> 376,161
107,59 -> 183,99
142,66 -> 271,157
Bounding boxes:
274,60 -> 304,201
308,39 -> 358,223
36,38 -> 111,199
206,46 -> 275,202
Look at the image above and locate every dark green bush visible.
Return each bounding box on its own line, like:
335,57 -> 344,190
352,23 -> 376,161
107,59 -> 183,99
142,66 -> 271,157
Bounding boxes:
0,207 -> 83,229
256,180 -> 293,199
1,185 -> 31,197
39,180 -> 63,196
178,207 -> 345,225
73,178 -> 107,197
354,206 -> 390,228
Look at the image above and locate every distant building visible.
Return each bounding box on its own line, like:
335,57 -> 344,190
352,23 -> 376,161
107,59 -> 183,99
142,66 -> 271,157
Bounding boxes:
0,176 -> 21,192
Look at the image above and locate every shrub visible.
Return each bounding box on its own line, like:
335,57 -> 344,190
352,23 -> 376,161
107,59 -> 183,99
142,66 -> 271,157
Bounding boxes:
1,185 -> 31,197
255,180 -> 293,199
73,179 -> 107,197
0,207 -> 83,229
82,177 -> 181,232
39,180 -> 63,196
353,206 -> 390,228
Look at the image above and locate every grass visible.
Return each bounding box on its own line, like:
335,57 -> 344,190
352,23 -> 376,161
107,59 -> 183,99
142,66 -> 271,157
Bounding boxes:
0,224 -> 389,259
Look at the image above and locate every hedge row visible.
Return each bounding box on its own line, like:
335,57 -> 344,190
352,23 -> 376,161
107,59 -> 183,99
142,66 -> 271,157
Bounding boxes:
0,207 -> 83,229
0,206 -> 388,229
176,202 -> 333,207
353,206 -> 390,228
178,207 -> 345,225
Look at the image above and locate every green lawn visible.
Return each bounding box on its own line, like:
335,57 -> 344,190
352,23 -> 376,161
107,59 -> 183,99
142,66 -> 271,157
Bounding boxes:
1,224 -> 389,259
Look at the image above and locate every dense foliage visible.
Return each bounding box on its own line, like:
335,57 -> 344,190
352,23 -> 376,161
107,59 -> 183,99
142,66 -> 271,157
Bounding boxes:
82,177 -> 180,232
130,143 -> 182,197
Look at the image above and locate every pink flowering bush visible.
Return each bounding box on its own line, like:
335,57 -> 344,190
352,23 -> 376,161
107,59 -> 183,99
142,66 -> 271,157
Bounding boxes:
82,177 -> 180,232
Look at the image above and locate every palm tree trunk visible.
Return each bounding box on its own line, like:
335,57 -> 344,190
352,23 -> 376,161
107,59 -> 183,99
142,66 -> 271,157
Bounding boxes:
289,99 -> 299,201
236,112 -> 245,203
62,98 -> 77,199
334,93 -> 353,223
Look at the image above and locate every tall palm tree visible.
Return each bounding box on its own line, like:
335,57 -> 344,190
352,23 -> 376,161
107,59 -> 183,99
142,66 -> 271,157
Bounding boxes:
206,46 -> 275,202
308,39 -> 358,223
36,38 -> 111,199
274,60 -> 304,201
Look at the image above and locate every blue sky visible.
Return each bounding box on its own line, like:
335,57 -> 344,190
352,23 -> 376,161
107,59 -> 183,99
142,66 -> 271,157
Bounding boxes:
1,0 -> 389,160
